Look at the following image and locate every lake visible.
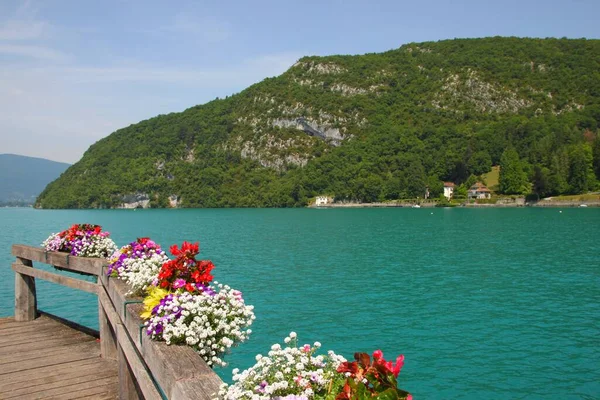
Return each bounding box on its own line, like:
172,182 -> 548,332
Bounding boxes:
0,207 -> 598,399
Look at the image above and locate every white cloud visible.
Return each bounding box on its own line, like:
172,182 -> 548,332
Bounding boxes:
0,19 -> 47,40
0,43 -> 68,61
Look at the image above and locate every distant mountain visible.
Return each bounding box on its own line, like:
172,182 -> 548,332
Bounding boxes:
0,154 -> 70,204
36,37 -> 600,208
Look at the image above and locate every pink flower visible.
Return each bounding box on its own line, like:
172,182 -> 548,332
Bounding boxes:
373,349 -> 383,360
232,290 -> 243,300
407,395 -> 413,400
173,279 -> 186,289
392,355 -> 405,378
303,344 -> 311,352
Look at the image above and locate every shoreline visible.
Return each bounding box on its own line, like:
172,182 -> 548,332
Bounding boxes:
310,200 -> 600,208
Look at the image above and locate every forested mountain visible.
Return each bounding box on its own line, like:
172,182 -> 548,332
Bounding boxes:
37,37 -> 600,208
0,154 -> 70,205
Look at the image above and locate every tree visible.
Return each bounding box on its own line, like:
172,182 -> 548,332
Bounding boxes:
532,166 -> 550,199
546,153 -> 569,195
567,144 -> 596,194
593,136 -> 600,180
469,150 -> 492,176
405,160 -> 427,198
498,148 -> 528,194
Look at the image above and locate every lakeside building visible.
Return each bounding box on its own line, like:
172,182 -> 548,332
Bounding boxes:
443,182 -> 455,200
468,182 -> 492,199
315,196 -> 333,206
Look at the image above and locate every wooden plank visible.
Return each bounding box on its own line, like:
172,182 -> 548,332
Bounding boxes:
2,362 -> 117,398
173,378 -> 223,400
58,383 -> 120,400
134,332 -> 221,399
0,317 -> 78,335
14,257 -> 36,322
0,336 -> 97,365
99,293 -> 117,360
0,332 -> 95,357
0,340 -> 100,367
0,317 -> 56,330
98,287 -> 121,331
0,341 -> 100,375
9,375 -> 118,400
0,358 -> 101,391
11,244 -> 105,276
117,324 -> 161,400
12,263 -> 98,294
105,273 -> 224,399
105,276 -> 139,323
99,285 -> 161,399
38,311 -> 99,338
118,343 -> 142,400
0,327 -> 87,348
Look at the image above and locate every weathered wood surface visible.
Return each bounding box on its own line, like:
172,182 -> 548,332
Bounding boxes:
14,256 -> 36,321
102,267 -> 224,400
0,315 -> 118,399
12,244 -> 106,276
12,263 -> 98,294
7,245 -> 225,400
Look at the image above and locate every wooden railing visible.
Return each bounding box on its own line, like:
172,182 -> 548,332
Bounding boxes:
11,244 -> 223,400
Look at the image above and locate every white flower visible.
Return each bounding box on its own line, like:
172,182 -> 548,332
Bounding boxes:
145,285 -> 254,367
289,332 -> 297,338
219,333 -> 346,400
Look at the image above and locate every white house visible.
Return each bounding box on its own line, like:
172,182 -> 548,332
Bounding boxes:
468,182 -> 492,199
443,182 -> 455,200
315,196 -> 332,206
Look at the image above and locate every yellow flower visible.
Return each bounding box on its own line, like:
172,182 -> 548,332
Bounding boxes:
141,286 -> 169,319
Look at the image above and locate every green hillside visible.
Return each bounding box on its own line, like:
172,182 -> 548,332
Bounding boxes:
37,37 -> 600,208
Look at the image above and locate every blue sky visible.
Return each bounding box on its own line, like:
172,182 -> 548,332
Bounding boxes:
1,0 -> 598,163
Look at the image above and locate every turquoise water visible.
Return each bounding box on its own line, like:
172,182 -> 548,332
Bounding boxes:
1,207 -> 599,399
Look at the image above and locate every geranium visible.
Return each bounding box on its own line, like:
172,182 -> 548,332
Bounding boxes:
153,241 -> 215,293
143,282 -> 255,367
107,237 -> 169,295
218,333 -> 348,400
42,223 -> 117,258
336,351 -> 412,400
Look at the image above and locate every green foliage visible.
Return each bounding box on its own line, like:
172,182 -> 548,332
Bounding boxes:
499,148 -> 529,195
36,37 -> 600,208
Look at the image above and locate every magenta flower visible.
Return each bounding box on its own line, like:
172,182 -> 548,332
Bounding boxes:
173,278 -> 186,289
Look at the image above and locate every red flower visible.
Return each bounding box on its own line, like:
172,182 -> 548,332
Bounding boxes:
337,361 -> 360,376
373,349 -> 383,361
155,241 -> 214,293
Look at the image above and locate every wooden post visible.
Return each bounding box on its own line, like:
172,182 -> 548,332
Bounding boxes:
14,256 -> 36,321
99,295 -> 118,360
118,344 -> 141,400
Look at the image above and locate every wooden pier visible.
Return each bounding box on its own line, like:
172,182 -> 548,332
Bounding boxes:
0,314 -> 118,399
2,245 -> 223,399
